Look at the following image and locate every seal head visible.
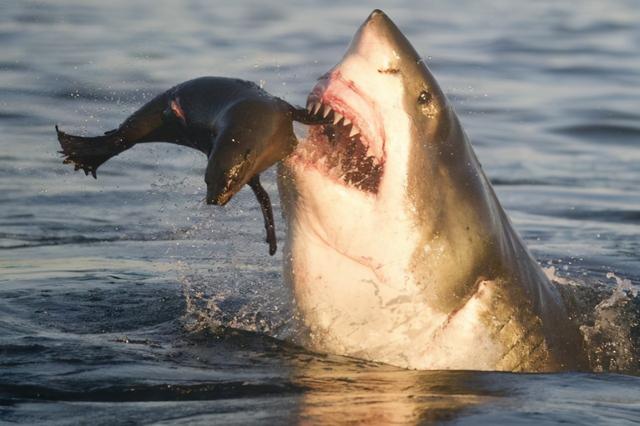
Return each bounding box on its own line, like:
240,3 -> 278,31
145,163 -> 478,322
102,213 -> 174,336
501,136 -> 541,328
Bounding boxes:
204,96 -> 297,205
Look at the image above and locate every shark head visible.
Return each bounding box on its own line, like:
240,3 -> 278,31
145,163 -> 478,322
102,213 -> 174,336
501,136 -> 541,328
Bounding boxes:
296,9 -> 453,198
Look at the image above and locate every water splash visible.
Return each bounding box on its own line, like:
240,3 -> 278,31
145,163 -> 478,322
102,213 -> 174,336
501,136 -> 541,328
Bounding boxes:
180,266 -> 293,338
179,256 -> 640,374
550,267 -> 640,373
174,204 -> 298,340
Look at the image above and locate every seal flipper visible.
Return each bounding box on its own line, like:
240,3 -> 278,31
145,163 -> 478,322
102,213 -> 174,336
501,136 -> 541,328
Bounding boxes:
57,91 -> 199,178
56,125 -> 126,178
248,175 -> 277,255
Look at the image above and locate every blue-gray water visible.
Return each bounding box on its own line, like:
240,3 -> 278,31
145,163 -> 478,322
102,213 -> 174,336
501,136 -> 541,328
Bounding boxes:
1,1 -> 639,424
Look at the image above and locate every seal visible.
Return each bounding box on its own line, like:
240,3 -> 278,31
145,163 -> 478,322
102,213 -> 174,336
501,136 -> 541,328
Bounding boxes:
278,10 -> 588,371
57,77 -> 324,255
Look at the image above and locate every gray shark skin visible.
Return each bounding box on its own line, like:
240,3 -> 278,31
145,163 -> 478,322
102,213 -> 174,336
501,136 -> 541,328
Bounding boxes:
279,10 -> 587,371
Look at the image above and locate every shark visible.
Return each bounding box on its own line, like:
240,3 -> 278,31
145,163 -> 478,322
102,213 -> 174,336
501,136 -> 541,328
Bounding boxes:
278,10 -> 587,371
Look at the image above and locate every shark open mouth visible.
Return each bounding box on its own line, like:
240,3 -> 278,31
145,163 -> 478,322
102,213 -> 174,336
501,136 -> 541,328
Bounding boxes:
293,72 -> 386,193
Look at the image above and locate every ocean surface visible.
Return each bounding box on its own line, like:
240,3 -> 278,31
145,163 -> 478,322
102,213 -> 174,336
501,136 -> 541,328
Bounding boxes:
1,1 -> 639,424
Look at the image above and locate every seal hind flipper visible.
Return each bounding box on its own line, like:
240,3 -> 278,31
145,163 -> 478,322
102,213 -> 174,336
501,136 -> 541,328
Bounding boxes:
56,125 -> 126,178
248,175 -> 277,255
56,90 -> 196,178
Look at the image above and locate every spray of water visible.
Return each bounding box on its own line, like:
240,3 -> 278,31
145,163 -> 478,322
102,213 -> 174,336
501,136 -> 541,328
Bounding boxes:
548,267 -> 640,373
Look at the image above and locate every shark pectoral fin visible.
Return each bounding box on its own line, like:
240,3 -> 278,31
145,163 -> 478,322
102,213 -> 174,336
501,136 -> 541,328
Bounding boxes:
248,174 -> 277,256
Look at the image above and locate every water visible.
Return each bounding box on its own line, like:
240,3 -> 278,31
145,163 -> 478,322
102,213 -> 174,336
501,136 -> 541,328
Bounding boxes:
1,0 -> 639,424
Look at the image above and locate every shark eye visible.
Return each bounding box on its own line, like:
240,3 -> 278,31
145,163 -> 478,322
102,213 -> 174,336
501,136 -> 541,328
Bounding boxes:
417,90 -> 432,105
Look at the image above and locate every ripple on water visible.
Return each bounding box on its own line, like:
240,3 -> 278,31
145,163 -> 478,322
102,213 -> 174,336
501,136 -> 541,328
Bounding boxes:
551,123 -> 640,146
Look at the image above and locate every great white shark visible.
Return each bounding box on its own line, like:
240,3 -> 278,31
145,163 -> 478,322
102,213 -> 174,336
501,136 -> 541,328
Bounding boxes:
278,10 -> 588,371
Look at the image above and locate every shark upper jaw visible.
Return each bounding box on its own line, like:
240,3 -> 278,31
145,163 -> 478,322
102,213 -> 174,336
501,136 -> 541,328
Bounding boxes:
290,71 -> 387,195
307,71 -> 386,163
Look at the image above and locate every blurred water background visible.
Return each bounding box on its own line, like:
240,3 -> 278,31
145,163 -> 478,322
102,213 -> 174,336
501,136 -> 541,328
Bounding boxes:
1,1 -> 639,424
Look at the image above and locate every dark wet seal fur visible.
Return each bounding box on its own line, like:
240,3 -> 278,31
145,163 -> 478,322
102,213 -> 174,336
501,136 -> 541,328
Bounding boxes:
56,76 -> 327,255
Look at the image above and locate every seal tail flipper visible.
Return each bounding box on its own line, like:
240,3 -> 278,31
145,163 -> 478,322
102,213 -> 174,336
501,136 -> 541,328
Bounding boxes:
55,90 -> 190,178
248,174 -> 277,256
56,125 -> 127,179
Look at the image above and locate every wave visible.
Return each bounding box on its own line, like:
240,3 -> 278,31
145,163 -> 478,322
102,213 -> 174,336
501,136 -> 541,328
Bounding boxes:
553,209 -> 640,224
0,230 -> 189,250
0,381 -> 303,403
550,268 -> 640,374
551,123 -> 640,146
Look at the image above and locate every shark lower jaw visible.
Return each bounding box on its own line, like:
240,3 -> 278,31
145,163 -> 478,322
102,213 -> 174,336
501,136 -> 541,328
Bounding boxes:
290,73 -> 387,194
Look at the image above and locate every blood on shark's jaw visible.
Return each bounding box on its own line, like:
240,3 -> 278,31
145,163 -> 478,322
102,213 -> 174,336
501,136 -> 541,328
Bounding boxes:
290,72 -> 387,194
